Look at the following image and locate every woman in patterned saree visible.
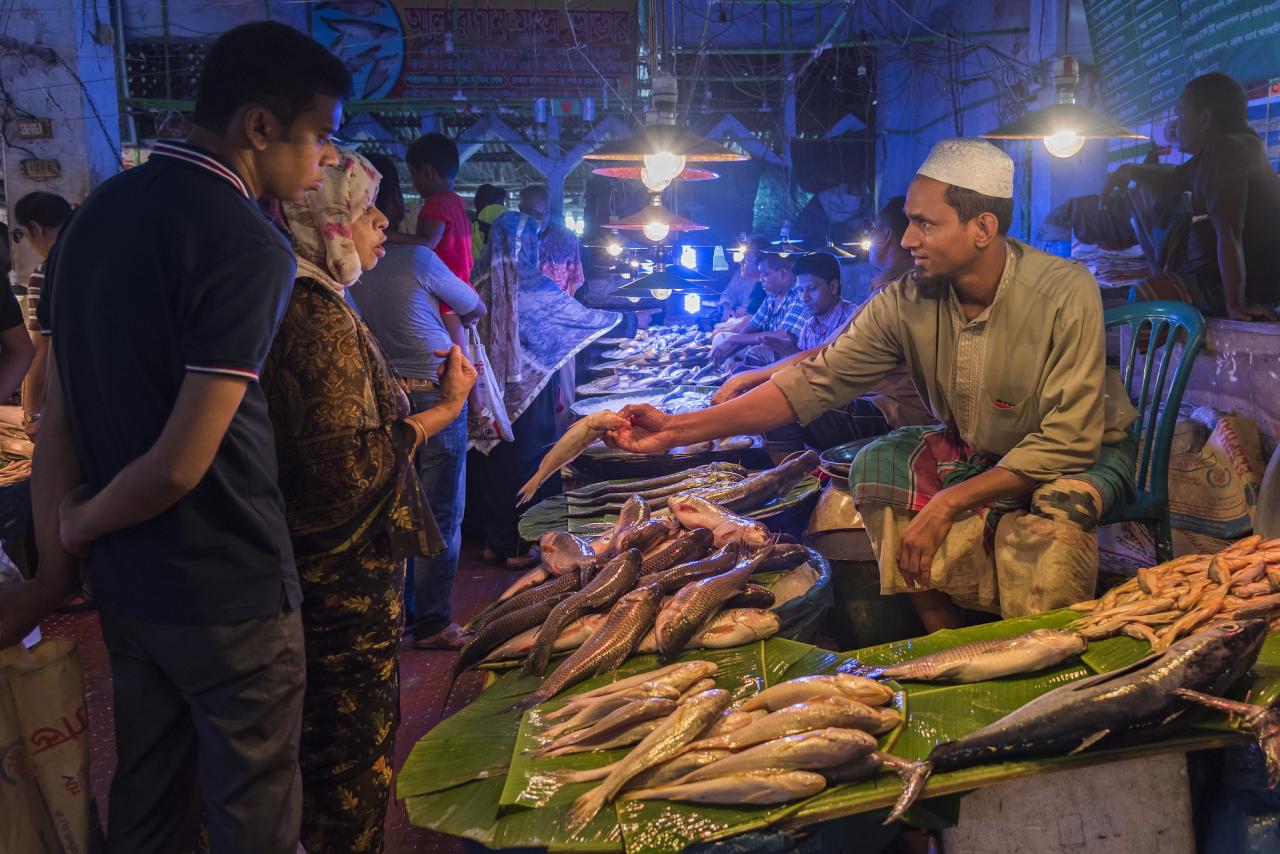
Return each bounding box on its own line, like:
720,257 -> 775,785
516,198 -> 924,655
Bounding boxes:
267,147 -> 476,852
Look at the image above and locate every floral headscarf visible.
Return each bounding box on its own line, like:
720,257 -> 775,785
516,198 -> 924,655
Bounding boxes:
539,221 -> 585,296
282,146 -> 381,292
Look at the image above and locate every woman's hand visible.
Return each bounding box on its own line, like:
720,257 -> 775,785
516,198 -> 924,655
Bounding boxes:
435,346 -> 478,407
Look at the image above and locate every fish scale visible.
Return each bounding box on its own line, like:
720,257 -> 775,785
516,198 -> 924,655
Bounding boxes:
466,568 -> 583,634
879,629 -> 1086,683
654,551 -> 765,659
523,550 -> 642,676
639,529 -> 714,576
454,590 -> 576,674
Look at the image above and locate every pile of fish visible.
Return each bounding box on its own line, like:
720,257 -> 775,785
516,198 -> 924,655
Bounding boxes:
577,362 -> 729,397
596,325 -> 715,366
517,662 -> 903,830
461,455 -> 822,695
0,408 -> 32,485
1068,535 -> 1280,649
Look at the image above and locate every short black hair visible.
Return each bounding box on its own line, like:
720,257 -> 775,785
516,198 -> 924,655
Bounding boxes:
406,133 -> 460,179
1183,72 -> 1249,131
14,191 -> 72,230
475,184 -> 506,210
793,252 -> 841,282
193,22 -> 350,135
877,196 -> 909,241
519,185 -> 549,207
363,153 -> 401,214
944,185 -> 1013,236
759,252 -> 795,272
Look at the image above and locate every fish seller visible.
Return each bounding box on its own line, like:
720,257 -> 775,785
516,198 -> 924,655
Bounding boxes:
605,138 -> 1138,632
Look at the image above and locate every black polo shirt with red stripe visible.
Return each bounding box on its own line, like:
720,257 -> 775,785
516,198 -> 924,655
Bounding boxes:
46,140 -> 302,625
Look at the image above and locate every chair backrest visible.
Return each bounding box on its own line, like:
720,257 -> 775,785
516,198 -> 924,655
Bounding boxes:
1104,301 -> 1206,504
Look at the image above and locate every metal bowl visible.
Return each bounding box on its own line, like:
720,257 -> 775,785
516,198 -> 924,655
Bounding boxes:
818,438 -> 877,480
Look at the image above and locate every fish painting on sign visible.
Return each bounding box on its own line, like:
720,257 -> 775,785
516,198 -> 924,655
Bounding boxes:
311,0 -> 404,100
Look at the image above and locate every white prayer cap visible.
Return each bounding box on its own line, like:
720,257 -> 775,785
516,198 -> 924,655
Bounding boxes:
916,138 -> 1014,198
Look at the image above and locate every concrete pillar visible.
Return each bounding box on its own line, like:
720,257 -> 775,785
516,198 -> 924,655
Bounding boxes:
2,0 -> 121,286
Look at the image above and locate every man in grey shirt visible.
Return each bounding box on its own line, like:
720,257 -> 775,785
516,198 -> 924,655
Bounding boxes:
349,153 -> 487,649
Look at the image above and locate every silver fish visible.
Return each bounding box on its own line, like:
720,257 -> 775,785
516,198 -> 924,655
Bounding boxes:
702,709 -> 767,739
676,678 -> 718,703
482,613 -> 607,664
518,585 -> 662,709
667,493 -> 770,548
536,698 -> 677,756
566,661 -> 718,705
540,691 -> 636,740
880,629 -> 1087,683
553,748 -> 732,787
675,727 -> 876,785
687,697 -> 899,751
654,552 -> 765,659
736,674 -> 894,712
466,568 -> 583,634
524,550 -> 641,676
541,531 -> 599,575
605,496 -> 652,555
566,689 -> 732,829
636,608 -> 780,655
542,718 -> 664,759
620,770 -> 827,805
694,450 -> 818,513
542,682 -> 682,724
519,411 -> 628,504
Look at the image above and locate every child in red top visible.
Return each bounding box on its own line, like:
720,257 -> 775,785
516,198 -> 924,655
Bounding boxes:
406,133 -> 488,431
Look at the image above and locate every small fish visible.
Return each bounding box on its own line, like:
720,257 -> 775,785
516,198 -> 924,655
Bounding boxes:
724,583 -> 775,609
327,18 -> 397,41
363,54 -> 396,97
639,528 -> 714,576
654,551 -> 765,659
668,493 -> 770,548
541,719 -> 664,759
519,411 -> 628,504
620,770 -> 827,805
535,698 -> 677,756
524,550 -> 641,676
880,629 -> 1087,683
541,691 -> 636,740
454,590 -> 575,674
543,682 -> 682,723
687,697 -> 899,751
676,678 -> 718,703
635,609 -> 780,655
566,689 -> 732,829
482,613 -> 607,665
674,727 -> 876,785
565,464 -> 745,501
466,568 -> 583,635
552,748 -> 733,787
518,585 -> 662,710
564,661 -> 717,705
736,674 -> 893,712
702,709 -> 767,739
694,450 -> 818,514
638,542 -> 742,593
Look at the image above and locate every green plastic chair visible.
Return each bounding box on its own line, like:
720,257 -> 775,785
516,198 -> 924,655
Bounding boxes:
1101,300 -> 1206,564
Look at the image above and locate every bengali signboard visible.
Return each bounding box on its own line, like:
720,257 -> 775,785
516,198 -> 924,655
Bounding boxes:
311,0 -> 636,101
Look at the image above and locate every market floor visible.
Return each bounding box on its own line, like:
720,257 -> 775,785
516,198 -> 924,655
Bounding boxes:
40,541 -> 514,853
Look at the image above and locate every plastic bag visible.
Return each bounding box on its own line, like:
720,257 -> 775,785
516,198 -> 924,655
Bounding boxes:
467,325 -> 514,447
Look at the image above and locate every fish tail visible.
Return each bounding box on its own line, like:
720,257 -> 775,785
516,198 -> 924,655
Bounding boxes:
566,786 -> 610,833
553,764 -> 616,784
1176,689 -> 1280,787
883,760 -> 932,825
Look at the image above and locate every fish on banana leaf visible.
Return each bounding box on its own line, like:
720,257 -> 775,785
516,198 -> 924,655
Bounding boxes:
879,629 -> 1087,683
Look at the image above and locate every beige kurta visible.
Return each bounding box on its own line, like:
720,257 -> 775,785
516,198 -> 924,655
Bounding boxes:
772,237 -> 1132,482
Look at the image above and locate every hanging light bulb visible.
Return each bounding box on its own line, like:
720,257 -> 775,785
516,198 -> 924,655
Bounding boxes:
651,288 -> 673,301
643,219 -> 671,242
859,231 -> 873,252
641,151 -> 687,192
606,241 -> 623,257
683,293 -> 702,314
731,244 -> 746,264
629,258 -> 640,268
680,245 -> 698,269
1043,129 -> 1086,158
626,296 -> 642,303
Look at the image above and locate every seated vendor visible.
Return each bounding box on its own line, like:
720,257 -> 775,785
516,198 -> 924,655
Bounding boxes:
1104,73 -> 1280,321
718,235 -> 769,319
711,252 -> 807,367
605,138 -> 1137,631
714,204 -> 933,464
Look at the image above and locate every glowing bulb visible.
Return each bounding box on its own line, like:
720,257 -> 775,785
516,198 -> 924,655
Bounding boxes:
680,245 -> 698,269
859,235 -> 872,252
731,245 -> 746,264
606,241 -> 623,257
682,293 -> 702,313
1043,130 -> 1085,158
643,219 -> 671,242
641,151 -> 686,192
626,296 -> 642,303
777,250 -> 790,259
629,258 -> 640,268
651,288 -> 673,301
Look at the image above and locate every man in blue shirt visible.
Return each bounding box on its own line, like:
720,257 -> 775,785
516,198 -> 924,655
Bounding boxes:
0,23 -> 349,853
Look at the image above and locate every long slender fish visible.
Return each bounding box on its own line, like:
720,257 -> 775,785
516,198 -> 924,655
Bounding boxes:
636,609 -> 780,655
687,697 -> 899,751
654,552 -> 765,659
668,494 -> 770,548
675,727 -> 876,785
540,691 -> 637,740
750,544 -> 811,575
638,542 -> 742,593
885,620 -> 1268,823
695,450 -> 819,513
535,698 -> 677,756
542,682 -> 682,723
553,748 -> 733,786
541,719 -> 664,758
880,629 -> 1087,683
639,529 -> 714,576
621,771 -> 827,805
604,496 -> 651,556
565,464 -> 746,500
519,411 -> 628,505
482,612 -> 607,665
736,674 -> 894,712
559,661 -> 718,707
466,569 -> 583,634
454,590 -> 575,674
518,585 -> 663,710
524,550 -> 642,676
568,472 -> 745,512
566,689 -> 732,829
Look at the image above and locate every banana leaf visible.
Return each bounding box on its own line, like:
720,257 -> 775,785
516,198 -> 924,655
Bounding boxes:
402,609 -> 1280,852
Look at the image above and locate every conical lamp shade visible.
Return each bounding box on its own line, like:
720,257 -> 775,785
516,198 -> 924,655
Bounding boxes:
609,203 -> 708,233
591,165 -> 721,182
614,269 -> 721,296
984,103 -> 1147,140
585,126 -> 749,163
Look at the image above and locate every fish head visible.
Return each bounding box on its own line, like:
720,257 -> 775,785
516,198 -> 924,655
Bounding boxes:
685,688 -> 732,714
1028,629 -> 1090,655
1200,619 -> 1268,663
541,531 -> 595,566
667,493 -> 720,527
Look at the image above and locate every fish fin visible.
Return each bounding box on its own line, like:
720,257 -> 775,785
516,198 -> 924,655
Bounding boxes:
1060,653 -> 1164,693
883,760 -> 931,825
1068,729 -> 1110,755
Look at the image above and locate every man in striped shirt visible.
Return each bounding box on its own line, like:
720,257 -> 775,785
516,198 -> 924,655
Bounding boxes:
13,191 -> 71,437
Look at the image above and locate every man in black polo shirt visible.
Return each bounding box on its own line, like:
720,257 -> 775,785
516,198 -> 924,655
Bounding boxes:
0,23 -> 349,853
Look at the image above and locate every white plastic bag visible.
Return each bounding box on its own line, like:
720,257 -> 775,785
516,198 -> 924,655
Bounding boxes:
467,324 -> 514,447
